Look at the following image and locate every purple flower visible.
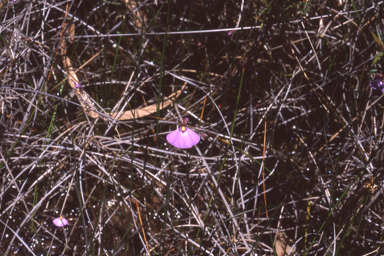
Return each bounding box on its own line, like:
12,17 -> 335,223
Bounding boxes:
166,118 -> 200,148
75,83 -> 84,93
369,75 -> 384,92
53,216 -> 68,227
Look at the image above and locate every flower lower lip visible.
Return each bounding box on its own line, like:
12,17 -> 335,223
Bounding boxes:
167,127 -> 200,149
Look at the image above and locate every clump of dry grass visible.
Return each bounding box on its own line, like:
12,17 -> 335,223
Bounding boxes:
1,0 -> 384,255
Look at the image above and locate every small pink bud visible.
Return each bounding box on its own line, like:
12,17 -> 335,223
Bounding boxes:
75,83 -> 84,93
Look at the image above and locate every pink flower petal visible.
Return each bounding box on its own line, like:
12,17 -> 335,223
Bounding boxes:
166,127 -> 200,149
53,216 -> 68,227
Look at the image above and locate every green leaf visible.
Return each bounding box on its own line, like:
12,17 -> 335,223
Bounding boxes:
371,52 -> 383,67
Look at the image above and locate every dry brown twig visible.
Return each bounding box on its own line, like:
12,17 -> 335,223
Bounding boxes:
60,20 -> 183,121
